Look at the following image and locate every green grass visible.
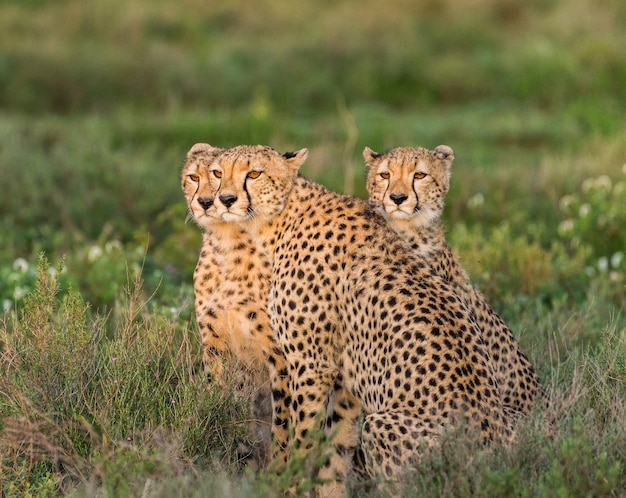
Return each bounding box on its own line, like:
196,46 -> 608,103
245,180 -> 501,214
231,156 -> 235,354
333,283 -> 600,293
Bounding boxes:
1,0 -> 625,495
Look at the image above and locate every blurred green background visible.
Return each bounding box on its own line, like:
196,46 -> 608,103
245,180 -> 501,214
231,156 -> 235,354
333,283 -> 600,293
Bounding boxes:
1,0 -> 625,313
1,1 -> 626,496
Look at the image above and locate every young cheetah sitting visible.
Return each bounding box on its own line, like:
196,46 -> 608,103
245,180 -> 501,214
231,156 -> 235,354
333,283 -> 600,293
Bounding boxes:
203,144 -> 509,496
364,144 -> 544,418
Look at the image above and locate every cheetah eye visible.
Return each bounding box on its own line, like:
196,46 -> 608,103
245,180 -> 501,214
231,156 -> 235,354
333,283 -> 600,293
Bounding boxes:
247,170 -> 262,179
212,170 -> 222,179
415,172 -> 427,180
380,172 -> 390,180
188,174 -> 200,182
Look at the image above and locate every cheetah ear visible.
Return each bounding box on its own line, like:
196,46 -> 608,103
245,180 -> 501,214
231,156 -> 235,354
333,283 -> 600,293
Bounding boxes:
282,148 -> 308,171
434,145 -> 455,162
363,147 -> 382,167
187,143 -> 216,158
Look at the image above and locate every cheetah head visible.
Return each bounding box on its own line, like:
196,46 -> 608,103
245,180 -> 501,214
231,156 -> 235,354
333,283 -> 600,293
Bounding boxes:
189,144 -> 308,225
182,143 -> 226,230
364,145 -> 454,228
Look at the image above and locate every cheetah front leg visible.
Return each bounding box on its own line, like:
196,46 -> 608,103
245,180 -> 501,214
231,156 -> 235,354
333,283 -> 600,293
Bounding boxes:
286,365 -> 353,498
322,376 -> 362,484
266,348 -> 292,465
197,312 -> 232,386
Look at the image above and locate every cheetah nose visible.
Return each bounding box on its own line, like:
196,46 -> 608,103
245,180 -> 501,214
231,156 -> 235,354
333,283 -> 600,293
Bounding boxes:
219,194 -> 238,208
197,197 -> 213,210
390,193 -> 408,205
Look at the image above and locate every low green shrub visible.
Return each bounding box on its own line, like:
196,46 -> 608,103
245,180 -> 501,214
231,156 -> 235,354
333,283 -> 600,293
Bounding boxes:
0,256 -> 252,496
450,222 -> 590,313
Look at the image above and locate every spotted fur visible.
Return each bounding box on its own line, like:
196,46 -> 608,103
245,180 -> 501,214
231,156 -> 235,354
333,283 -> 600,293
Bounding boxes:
364,144 -> 544,418
182,144 -> 290,466
206,144 -> 509,495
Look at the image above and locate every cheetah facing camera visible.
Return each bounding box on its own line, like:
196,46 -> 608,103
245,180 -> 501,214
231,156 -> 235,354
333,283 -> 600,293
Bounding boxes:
364,144 -> 544,418
205,144 -> 509,495
181,143 -> 291,466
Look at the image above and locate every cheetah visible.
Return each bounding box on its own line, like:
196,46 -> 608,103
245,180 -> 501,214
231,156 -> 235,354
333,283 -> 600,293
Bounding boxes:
182,143 -> 291,465
364,144 -> 544,418
204,144 -> 509,494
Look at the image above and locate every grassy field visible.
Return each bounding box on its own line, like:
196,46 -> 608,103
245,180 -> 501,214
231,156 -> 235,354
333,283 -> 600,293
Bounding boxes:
1,0 -> 625,496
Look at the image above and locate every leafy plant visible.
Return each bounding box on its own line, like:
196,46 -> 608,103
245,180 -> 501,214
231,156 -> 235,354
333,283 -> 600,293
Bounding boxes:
557,165 -> 626,304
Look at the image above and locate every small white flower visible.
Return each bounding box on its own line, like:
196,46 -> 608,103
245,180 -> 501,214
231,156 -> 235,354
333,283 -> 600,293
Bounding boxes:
595,175 -> 612,191
581,177 -> 595,194
558,194 -> 575,212
610,252 -> 624,269
578,203 -> 591,217
13,286 -> 28,300
105,240 -> 122,253
88,245 -> 103,262
467,193 -> 484,209
558,219 -> 575,236
2,299 -> 12,312
597,256 -> 609,272
12,258 -> 29,273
